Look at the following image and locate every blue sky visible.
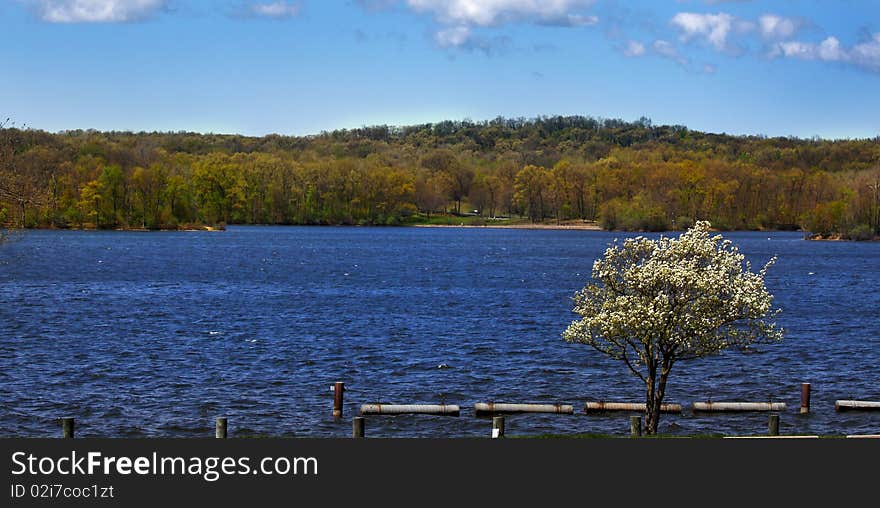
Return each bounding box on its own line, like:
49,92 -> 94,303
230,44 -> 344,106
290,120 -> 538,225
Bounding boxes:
2,1 -> 879,139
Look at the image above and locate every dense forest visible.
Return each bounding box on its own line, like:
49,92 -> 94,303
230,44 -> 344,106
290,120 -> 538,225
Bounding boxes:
1,116 -> 878,238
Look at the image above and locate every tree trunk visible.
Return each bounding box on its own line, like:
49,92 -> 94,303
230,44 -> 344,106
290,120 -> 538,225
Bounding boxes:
644,363 -> 658,435
645,357 -> 673,435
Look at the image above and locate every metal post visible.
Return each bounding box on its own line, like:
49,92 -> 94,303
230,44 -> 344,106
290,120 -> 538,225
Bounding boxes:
61,418 -> 75,438
800,383 -> 811,414
630,416 -> 642,437
492,416 -> 505,438
216,417 -> 227,439
333,381 -> 345,419
352,417 -> 365,438
768,414 -> 780,436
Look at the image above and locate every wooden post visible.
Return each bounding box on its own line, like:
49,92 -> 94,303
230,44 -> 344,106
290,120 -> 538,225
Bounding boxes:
61,418 -> 74,438
476,403 -> 574,415
492,416 -> 505,438
692,402 -> 786,412
333,381 -> 345,419
352,417 -> 365,438
800,383 -> 811,414
585,402 -> 682,414
768,414 -> 780,436
835,400 -> 880,411
630,416 -> 642,437
360,404 -> 461,416
216,417 -> 227,439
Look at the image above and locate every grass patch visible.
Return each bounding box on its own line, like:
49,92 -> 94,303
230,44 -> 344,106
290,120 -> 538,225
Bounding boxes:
404,214 -> 527,226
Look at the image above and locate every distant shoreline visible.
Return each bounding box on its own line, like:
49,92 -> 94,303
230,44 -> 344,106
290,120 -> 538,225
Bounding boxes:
411,222 -> 603,231
806,233 -> 880,242
15,224 -> 226,232
6,223 -> 878,240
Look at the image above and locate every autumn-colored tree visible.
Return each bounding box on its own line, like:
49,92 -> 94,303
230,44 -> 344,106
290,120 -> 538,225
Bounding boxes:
0,116 -> 877,235
514,164 -> 549,222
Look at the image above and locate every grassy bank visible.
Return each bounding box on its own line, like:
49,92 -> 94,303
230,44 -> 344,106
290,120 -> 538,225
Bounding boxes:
405,215 -> 603,230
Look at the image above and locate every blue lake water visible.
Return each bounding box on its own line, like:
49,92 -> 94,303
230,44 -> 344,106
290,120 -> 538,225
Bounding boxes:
1,226 -> 878,437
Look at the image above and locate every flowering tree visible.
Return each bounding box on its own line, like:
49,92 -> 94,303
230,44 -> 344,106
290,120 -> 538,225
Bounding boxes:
563,221 -> 783,434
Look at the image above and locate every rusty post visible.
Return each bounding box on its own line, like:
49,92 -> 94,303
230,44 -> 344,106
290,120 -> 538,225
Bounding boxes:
216,417 -> 227,439
333,381 -> 345,419
352,417 -> 365,438
492,416 -> 505,438
630,416 -> 642,437
768,414 -> 780,436
800,383 -> 811,414
61,418 -> 75,438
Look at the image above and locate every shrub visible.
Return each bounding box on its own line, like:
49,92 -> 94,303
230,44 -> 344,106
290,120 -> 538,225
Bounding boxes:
674,216 -> 694,231
847,224 -> 875,241
599,196 -> 670,232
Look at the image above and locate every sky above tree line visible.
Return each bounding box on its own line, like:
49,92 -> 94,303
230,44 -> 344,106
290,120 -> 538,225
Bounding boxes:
3,0 -> 878,139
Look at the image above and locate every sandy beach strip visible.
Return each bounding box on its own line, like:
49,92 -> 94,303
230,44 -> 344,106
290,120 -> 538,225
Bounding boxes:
410,222 -> 604,231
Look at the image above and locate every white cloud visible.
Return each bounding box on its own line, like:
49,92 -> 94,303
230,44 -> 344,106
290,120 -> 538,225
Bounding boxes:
851,33 -> 880,71
671,12 -> 736,51
405,1 -> 598,53
772,40 -> 813,59
433,26 -> 512,54
770,33 -> 880,72
405,0 -> 596,27
250,1 -> 301,18
435,25 -> 472,47
537,13 -> 597,27
771,38 -> 849,62
28,0 -> 164,23
758,14 -> 800,40
622,40 -> 645,57
670,11 -> 801,54
818,36 -> 846,61
652,39 -> 689,66
771,37 -> 845,62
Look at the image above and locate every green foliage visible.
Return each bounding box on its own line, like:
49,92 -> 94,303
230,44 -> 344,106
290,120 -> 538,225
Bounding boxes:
847,224 -> 875,241
0,116 -> 878,234
600,195 -> 669,232
674,216 -> 694,231
803,201 -> 848,236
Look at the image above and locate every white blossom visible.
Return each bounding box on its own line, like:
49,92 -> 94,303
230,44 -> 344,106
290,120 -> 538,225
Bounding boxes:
563,221 -> 783,433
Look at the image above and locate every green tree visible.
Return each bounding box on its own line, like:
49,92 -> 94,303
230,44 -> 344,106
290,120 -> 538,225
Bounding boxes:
78,180 -> 102,227
192,153 -> 242,225
415,170 -> 452,216
514,164 -> 549,222
97,164 -> 125,226
803,200 -> 848,237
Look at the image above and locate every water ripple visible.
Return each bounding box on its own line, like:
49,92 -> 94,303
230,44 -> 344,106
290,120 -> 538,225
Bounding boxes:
0,227 -> 878,437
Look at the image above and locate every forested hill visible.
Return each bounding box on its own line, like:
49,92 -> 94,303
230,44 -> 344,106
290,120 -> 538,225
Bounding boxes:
1,116 -> 878,238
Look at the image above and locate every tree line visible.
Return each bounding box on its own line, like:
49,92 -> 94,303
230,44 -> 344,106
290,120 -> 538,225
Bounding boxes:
1,116 -> 878,237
